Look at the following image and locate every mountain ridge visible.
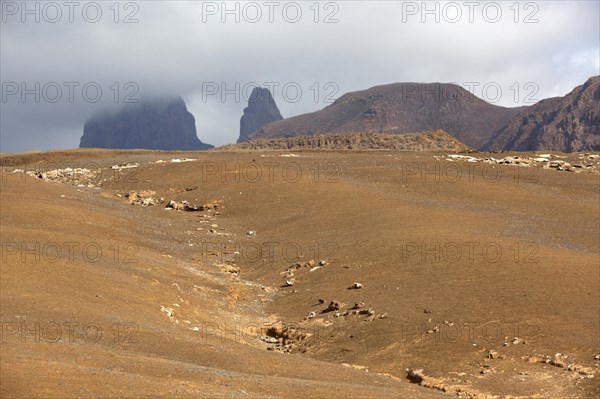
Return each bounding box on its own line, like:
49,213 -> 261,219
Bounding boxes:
483,76 -> 600,152
248,82 -> 524,149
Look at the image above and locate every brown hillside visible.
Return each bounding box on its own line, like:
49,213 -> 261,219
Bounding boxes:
226,130 -> 470,151
250,82 -> 523,149
484,76 -> 600,152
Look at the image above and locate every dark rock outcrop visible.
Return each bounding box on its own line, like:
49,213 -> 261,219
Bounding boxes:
237,87 -> 283,143
224,130 -> 470,152
249,83 -> 523,149
80,97 -> 213,150
484,76 -> 600,152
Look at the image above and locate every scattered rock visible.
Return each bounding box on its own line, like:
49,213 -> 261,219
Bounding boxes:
165,200 -> 217,212
406,368 -> 424,384
25,167 -> 101,188
323,301 -> 341,313
357,308 -> 375,316
126,190 -> 162,206
111,162 -> 139,170
445,152 -> 600,174
222,265 -> 240,275
544,160 -> 576,172
261,324 -> 307,354
160,306 -> 174,318
349,282 -> 363,289
259,335 -> 279,344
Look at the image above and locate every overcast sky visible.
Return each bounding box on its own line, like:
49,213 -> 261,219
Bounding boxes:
1,0 -> 598,153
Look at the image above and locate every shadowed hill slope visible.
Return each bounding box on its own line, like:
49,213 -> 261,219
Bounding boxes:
250,82 -> 523,149
484,76 -> 600,152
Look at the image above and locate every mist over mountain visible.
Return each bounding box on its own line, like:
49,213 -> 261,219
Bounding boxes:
244,78 -> 599,153
80,97 -> 213,151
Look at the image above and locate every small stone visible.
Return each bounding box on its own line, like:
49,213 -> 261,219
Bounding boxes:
350,282 -> 363,289
406,368 -> 424,384
324,301 -> 341,313
259,335 -> 278,344
358,308 -> 375,316
284,280 -> 294,287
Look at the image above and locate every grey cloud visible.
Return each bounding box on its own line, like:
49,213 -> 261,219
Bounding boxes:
1,0 -> 598,153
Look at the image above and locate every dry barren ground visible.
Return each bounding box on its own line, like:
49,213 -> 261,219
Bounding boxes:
1,148 -> 599,398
